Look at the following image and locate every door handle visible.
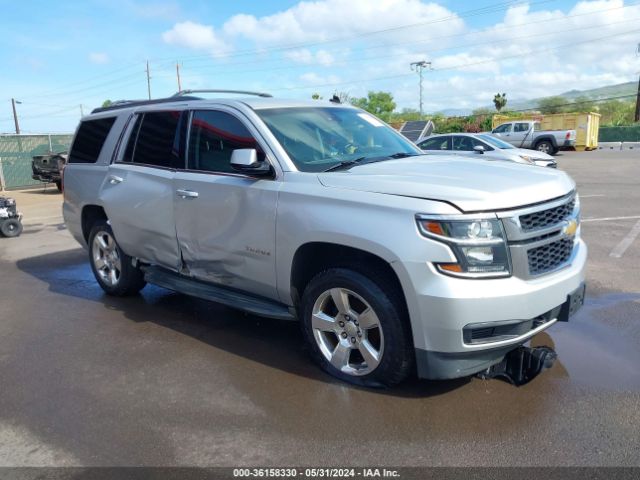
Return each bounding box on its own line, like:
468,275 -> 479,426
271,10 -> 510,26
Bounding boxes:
108,175 -> 124,185
176,189 -> 199,199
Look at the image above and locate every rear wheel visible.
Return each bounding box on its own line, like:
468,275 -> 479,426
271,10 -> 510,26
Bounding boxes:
535,140 -> 556,155
300,268 -> 413,387
0,218 -> 23,237
88,220 -> 146,296
55,180 -> 62,192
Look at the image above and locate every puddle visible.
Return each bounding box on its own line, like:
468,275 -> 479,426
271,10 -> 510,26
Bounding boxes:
539,292 -> 640,391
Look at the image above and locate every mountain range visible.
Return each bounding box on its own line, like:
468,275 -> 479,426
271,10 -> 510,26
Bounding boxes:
437,81 -> 638,116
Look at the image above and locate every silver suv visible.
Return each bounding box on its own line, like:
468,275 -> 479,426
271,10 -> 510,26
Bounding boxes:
62,90 -> 587,387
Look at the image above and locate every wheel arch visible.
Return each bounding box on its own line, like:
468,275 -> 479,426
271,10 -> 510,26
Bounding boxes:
290,242 -> 409,316
533,135 -> 557,148
81,204 -> 108,243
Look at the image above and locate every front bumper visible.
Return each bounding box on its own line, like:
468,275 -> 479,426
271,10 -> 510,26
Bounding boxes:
403,238 -> 587,379
415,282 -> 585,379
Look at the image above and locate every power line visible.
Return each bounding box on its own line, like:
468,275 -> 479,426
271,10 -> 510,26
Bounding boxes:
14,0 -> 640,106
270,28 -> 640,92
508,94 -> 638,113
166,16 -> 640,79
178,0 -> 640,71
149,0 -> 552,64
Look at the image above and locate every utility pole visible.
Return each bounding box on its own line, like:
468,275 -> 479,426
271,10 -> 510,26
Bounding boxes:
410,60 -> 432,117
176,62 -> 182,91
635,75 -> 640,122
145,60 -> 152,100
635,43 -> 640,122
11,98 -> 21,134
79,104 -> 84,117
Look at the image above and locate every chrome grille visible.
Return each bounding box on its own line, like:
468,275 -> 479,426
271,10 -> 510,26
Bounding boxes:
519,198 -> 575,231
527,238 -> 574,275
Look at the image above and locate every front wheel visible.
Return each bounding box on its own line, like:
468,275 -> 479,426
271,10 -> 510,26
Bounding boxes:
300,268 -> 413,387
88,220 -> 146,296
0,218 -> 23,237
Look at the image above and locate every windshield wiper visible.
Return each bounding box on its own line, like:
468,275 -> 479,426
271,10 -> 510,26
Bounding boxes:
387,152 -> 420,159
322,152 -> 420,173
323,157 -> 367,172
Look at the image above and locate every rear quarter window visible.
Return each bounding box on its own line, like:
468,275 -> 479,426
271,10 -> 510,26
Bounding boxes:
68,117 -> 116,163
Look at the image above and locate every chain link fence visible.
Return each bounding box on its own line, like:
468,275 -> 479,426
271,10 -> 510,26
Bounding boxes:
0,134 -> 73,190
598,126 -> 640,142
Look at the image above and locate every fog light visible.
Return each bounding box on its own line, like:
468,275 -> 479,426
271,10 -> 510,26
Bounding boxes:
462,246 -> 494,264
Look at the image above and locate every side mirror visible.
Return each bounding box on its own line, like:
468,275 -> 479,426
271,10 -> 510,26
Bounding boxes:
473,145 -> 485,154
230,149 -> 272,176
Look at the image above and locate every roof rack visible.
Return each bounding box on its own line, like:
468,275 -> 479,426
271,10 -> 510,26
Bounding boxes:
171,89 -> 273,98
91,96 -> 201,114
90,89 -> 274,114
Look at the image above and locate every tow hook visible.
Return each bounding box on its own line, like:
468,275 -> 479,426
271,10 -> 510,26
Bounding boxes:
477,346 -> 557,386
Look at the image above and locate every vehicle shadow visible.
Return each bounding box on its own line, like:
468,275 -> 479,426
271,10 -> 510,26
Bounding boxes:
15,248 -> 469,398
15,187 -> 61,195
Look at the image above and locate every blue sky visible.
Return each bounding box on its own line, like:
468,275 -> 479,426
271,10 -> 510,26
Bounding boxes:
1,0 -> 638,133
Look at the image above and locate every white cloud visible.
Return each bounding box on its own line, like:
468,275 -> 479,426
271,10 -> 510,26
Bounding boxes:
160,0 -> 640,112
88,52 -> 110,64
284,48 -> 335,66
299,72 -> 341,85
162,21 -> 231,56
222,0 -> 464,46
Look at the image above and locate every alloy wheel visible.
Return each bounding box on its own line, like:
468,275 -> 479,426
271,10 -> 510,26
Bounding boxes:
92,230 -> 122,287
311,287 -> 384,376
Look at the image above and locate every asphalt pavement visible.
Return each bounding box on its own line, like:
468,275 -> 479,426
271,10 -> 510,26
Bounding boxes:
0,150 -> 639,467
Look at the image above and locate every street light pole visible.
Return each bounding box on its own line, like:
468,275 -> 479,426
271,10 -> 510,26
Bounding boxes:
11,98 -> 21,135
410,60 -> 432,117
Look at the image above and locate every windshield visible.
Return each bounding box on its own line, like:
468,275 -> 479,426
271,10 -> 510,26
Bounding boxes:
256,107 -> 421,172
478,134 -> 515,149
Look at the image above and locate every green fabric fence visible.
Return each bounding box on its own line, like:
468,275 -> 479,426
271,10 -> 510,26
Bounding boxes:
598,126 -> 640,143
0,134 -> 73,190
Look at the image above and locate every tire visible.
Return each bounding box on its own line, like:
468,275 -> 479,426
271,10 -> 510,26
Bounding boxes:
88,220 -> 146,296
300,267 -> 414,387
535,140 -> 555,155
55,180 -> 62,192
0,218 -> 23,237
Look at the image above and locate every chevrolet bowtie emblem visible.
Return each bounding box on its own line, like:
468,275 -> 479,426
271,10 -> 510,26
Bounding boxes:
563,219 -> 578,237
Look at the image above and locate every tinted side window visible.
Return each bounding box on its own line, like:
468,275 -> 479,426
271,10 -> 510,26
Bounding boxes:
419,137 -> 449,150
493,124 -> 511,133
188,110 -> 264,173
452,136 -> 475,151
122,115 -> 142,163
514,123 -> 530,132
126,111 -> 182,168
69,117 -> 116,163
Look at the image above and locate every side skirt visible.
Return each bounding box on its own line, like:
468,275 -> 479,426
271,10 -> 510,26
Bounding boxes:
143,265 -> 295,321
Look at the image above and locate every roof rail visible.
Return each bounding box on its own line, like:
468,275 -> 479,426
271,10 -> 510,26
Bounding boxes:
172,89 -> 273,98
91,95 -> 201,114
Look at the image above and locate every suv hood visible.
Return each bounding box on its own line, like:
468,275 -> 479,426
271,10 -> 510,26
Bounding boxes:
317,156 -> 574,212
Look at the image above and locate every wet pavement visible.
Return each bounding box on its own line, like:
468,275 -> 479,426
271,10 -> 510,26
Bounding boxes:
0,151 -> 639,467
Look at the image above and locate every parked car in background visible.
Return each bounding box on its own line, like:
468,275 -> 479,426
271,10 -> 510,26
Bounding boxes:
32,152 -> 67,191
417,133 -> 557,167
489,121 -> 576,155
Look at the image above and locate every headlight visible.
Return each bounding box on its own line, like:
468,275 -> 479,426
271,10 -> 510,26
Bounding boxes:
518,155 -> 534,164
416,217 -> 511,278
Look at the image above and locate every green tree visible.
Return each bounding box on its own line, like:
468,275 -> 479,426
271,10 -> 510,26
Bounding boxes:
493,93 -> 507,112
311,93 -> 322,100
102,99 -> 113,108
351,91 -> 396,120
538,96 -> 567,114
572,95 -> 596,112
598,99 -> 636,125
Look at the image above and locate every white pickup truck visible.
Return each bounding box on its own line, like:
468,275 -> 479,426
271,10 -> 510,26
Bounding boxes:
490,120 -> 576,155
